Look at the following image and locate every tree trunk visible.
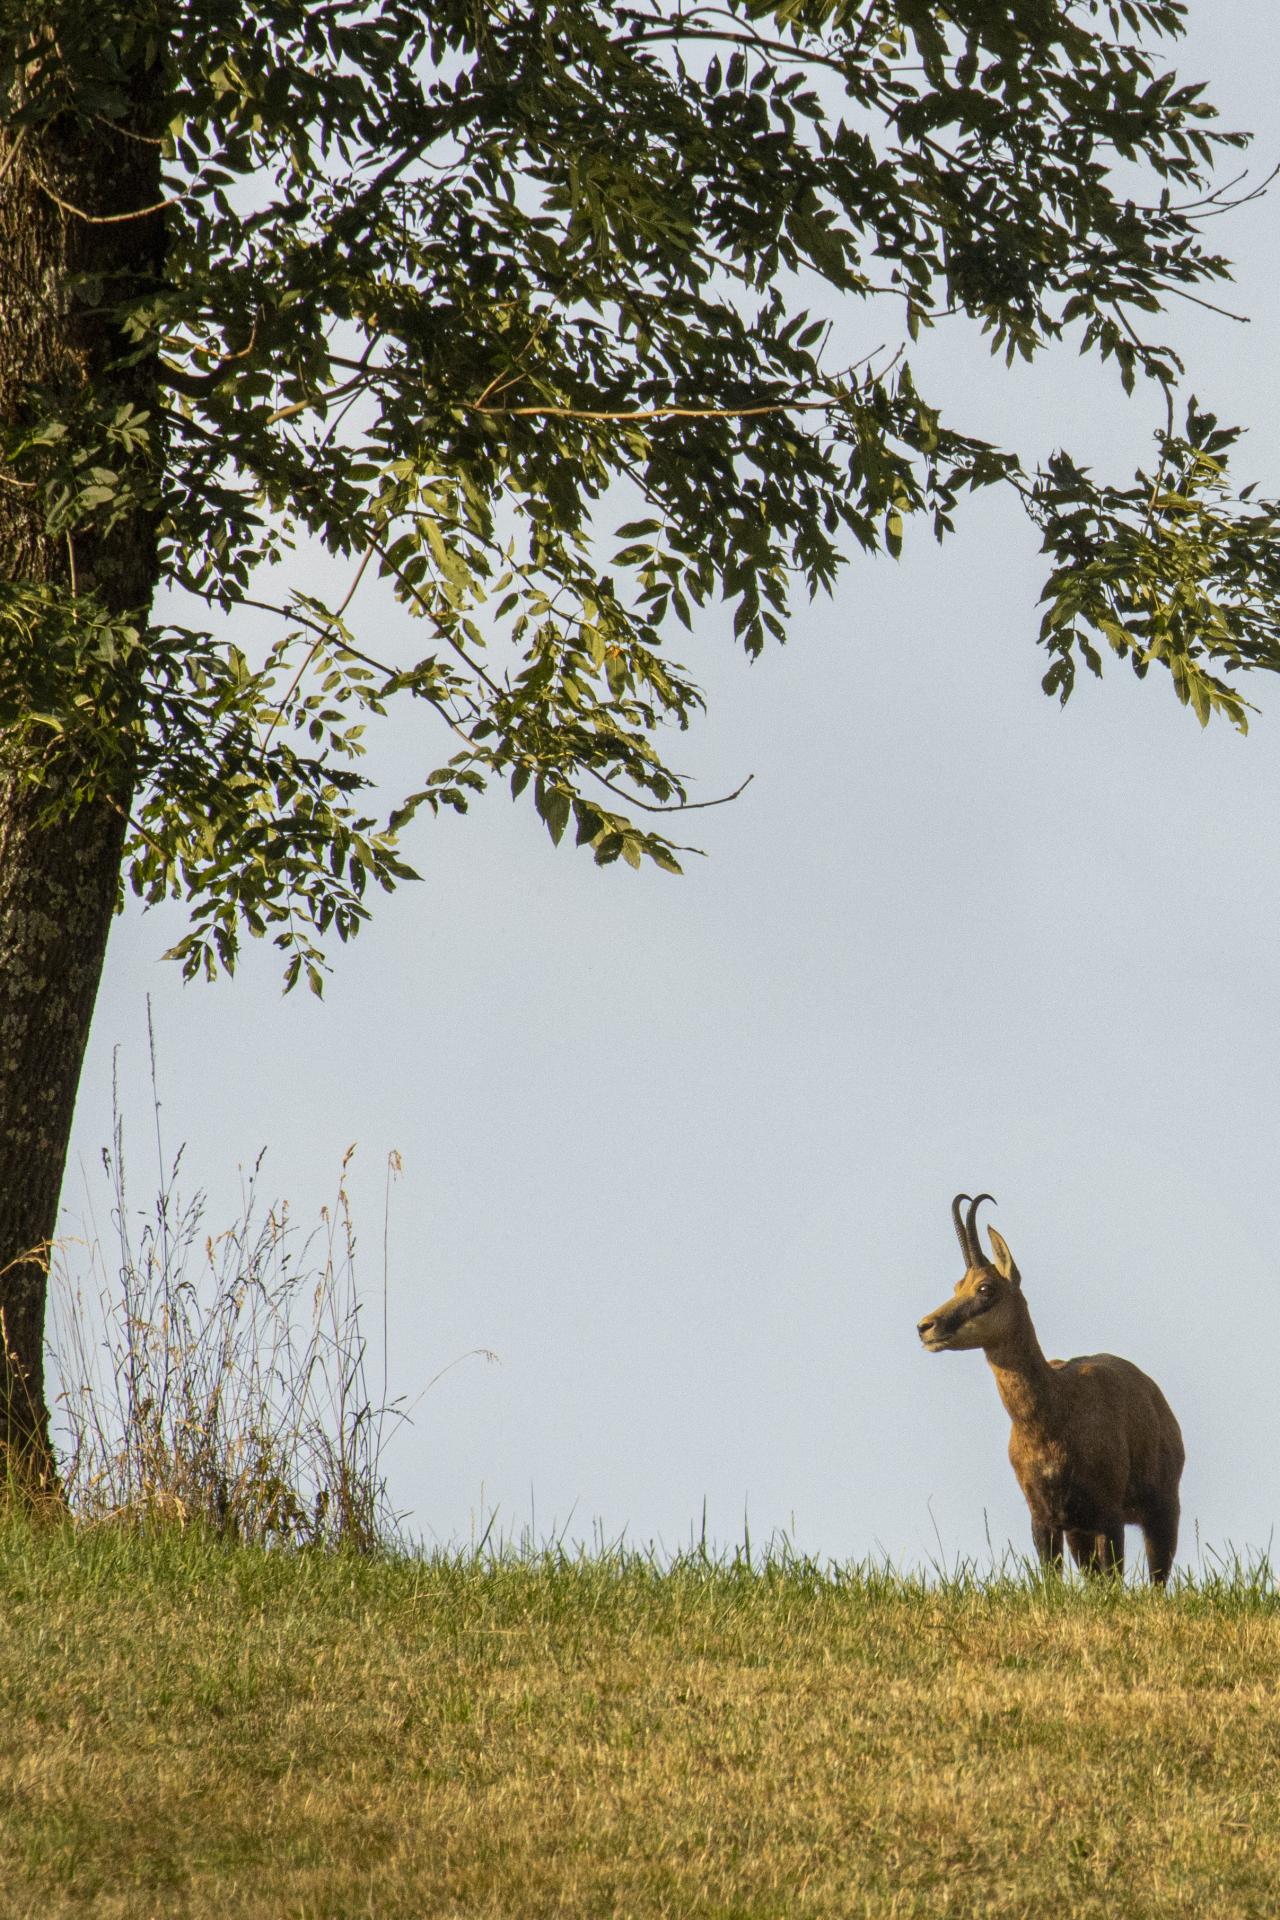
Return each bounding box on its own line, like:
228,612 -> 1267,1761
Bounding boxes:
0,787 -> 130,1479
0,23 -> 164,1485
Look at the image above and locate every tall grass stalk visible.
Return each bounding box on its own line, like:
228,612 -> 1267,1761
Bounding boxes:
50,1113 -> 404,1550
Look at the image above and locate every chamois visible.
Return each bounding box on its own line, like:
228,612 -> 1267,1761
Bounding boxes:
917,1194 -> 1184,1584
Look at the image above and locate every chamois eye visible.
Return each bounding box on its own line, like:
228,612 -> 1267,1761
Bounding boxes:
978,1281 -> 993,1298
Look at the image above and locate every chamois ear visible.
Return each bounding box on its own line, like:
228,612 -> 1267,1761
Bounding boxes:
986,1226 -> 1021,1288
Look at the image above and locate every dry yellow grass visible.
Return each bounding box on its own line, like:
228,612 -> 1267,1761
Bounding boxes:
0,1525 -> 1276,1917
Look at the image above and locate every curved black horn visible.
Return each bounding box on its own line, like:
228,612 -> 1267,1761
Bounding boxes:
951,1193 -> 974,1262
965,1193 -> 997,1263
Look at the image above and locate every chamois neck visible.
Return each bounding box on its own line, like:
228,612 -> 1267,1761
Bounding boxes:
983,1300 -> 1061,1431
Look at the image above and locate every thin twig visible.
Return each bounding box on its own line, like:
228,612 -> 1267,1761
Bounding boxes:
467,396 -> 848,422
0,126 -> 27,187
259,542 -> 377,752
623,12 -> 850,79
266,369 -> 372,426
1160,162 -> 1280,221
1163,285 -> 1250,324
368,533 -> 506,700
470,312 -> 557,412
591,768 -> 754,814
90,113 -> 165,146
28,168 -> 174,223
1113,306 -> 1177,539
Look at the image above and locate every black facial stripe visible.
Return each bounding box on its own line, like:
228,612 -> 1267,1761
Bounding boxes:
941,1295 -> 991,1336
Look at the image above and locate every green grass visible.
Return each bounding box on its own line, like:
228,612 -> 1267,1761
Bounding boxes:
1,1523 -> 1278,1917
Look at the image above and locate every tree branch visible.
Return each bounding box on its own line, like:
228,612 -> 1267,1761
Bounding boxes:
465,396 -> 846,422
260,543 -> 377,752
27,168 -> 173,224
590,767 -> 754,814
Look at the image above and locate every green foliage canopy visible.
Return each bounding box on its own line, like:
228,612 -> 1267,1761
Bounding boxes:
5,0 -> 1280,991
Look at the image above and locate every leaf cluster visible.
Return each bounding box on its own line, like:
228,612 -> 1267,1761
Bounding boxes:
1037,401 -> 1280,732
2,0 -> 1276,981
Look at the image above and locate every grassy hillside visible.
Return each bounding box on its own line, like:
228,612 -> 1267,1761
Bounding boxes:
0,1523 -> 1276,1918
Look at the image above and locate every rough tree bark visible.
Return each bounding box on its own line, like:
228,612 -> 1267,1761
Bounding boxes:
0,24 -> 163,1484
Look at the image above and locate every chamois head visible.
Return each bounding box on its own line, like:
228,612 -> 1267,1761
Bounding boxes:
917,1193 -> 1024,1354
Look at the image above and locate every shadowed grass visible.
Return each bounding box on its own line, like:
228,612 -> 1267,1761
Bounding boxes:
1,1523 -> 1278,1917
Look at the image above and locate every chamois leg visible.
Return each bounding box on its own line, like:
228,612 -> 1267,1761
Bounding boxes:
1067,1526 -> 1125,1579
1065,1529 -> 1098,1574
1031,1519 -> 1063,1574
1141,1501 -> 1179,1588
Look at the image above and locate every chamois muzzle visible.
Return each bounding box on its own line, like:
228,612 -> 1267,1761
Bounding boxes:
917,1303 -> 971,1350
917,1311 -> 948,1350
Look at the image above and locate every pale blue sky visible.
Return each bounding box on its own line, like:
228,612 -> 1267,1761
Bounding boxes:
54,4 -> 1280,1570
